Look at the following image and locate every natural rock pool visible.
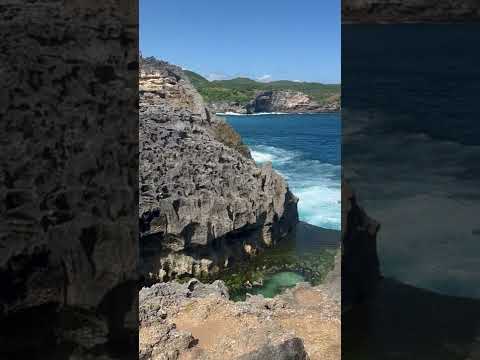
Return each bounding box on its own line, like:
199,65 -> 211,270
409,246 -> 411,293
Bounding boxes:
220,113 -> 341,300
216,222 -> 340,301
249,271 -> 306,298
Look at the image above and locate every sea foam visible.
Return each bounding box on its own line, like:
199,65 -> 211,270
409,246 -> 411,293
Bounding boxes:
216,112 -> 289,116
250,145 -> 341,230
251,145 -> 298,165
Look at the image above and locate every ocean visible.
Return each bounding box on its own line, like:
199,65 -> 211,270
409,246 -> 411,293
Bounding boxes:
224,113 -> 341,231
342,24 -> 480,359
343,24 -> 480,299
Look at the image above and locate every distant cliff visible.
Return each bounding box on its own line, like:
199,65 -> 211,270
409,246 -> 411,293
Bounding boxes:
246,90 -> 340,114
139,57 -> 298,282
184,70 -> 340,114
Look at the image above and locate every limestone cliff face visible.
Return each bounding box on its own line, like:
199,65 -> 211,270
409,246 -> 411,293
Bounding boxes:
341,180 -> 381,311
246,90 -> 339,114
343,0 -> 480,23
139,57 -> 298,282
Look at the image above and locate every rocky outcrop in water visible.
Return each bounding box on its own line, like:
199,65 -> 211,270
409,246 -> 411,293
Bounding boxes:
343,0 -> 480,23
139,57 -> 298,282
139,271 -> 340,360
246,91 -> 339,114
341,181 -> 381,311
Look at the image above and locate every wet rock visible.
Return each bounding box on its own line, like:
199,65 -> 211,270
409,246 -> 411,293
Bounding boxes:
252,279 -> 263,287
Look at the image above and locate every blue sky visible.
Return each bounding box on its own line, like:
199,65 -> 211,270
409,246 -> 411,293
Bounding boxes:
140,0 -> 340,84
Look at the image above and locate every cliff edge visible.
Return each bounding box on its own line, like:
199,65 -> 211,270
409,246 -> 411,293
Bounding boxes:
139,56 -> 298,282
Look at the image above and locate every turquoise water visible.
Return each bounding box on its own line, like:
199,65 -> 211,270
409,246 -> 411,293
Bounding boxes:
253,272 -> 305,298
225,113 -> 341,230
216,224 -> 338,301
218,114 -> 340,300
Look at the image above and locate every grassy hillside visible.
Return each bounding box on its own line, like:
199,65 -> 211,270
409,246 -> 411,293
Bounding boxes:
184,70 -> 340,105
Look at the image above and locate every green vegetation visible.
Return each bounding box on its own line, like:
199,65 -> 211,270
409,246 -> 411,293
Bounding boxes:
217,246 -> 337,301
208,232 -> 338,301
184,70 -> 340,105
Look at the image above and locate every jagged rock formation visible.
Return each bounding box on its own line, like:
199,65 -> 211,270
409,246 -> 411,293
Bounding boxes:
343,0 -> 480,23
139,270 -> 340,360
139,57 -> 298,282
341,180 -> 381,311
246,91 -> 340,114
0,1 -> 138,358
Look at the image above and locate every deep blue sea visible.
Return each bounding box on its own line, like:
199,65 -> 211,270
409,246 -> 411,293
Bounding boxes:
343,24 -> 480,299
342,24 -> 480,359
225,113 -> 341,230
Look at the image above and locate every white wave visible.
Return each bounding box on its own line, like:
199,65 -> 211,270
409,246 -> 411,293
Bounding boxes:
251,151 -> 275,163
247,143 -> 341,230
250,112 -> 289,116
294,185 -> 341,230
216,112 -> 290,116
250,145 -> 299,165
216,112 -> 245,116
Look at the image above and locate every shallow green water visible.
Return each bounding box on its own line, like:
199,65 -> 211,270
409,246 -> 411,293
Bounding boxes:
253,271 -> 306,298
216,222 -> 339,301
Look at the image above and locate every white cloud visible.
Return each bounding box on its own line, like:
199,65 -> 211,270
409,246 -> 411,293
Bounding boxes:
206,73 -> 230,81
256,74 -> 273,83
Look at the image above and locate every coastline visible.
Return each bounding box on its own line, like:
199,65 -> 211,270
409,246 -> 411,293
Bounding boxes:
217,110 -> 341,116
139,56 -> 341,360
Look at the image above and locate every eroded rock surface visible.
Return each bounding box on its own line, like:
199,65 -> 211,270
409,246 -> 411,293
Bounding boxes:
139,272 -> 340,360
139,57 -> 298,282
207,93 -> 339,115
246,90 -> 340,114
246,91 -> 340,114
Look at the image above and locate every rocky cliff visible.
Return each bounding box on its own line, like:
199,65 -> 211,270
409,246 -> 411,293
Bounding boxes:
246,91 -> 340,114
343,0 -> 480,23
341,180 -> 381,311
139,57 -> 298,283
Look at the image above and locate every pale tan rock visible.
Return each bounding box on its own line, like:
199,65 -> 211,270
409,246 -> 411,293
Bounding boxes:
246,90 -> 340,114
139,276 -> 340,360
